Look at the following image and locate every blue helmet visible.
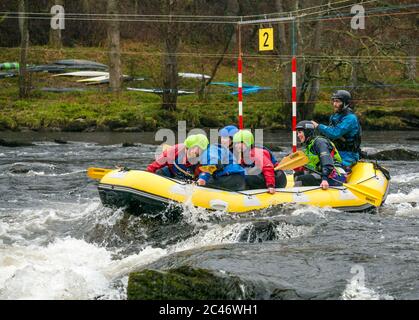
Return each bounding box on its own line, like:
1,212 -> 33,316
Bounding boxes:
219,125 -> 239,138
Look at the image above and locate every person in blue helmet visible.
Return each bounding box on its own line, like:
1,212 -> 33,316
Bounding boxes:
311,90 -> 362,169
197,130 -> 246,191
219,125 -> 239,152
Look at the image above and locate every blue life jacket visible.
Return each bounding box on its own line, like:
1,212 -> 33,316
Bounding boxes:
319,109 -> 361,154
199,144 -> 245,182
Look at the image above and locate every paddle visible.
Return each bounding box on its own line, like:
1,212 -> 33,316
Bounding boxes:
303,166 -> 383,207
275,151 -> 308,171
87,144 -> 171,180
87,167 -> 113,180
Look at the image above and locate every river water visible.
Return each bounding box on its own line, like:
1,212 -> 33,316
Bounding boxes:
0,131 -> 418,300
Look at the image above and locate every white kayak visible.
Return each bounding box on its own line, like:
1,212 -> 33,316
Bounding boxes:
178,72 -> 210,79
77,75 -> 109,83
127,87 -> 195,95
52,71 -> 109,77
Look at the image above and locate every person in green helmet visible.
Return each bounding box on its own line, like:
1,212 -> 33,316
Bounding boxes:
294,120 -> 347,190
233,130 -> 287,194
146,134 -> 207,181
147,134 -> 245,190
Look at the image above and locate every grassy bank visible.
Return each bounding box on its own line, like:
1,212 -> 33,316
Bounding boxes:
0,44 -> 418,132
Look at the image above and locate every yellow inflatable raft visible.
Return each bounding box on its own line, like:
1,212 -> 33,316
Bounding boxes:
95,161 -> 390,214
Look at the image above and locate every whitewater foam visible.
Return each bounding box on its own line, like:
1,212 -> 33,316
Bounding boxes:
170,222 -> 252,253
0,238 -> 166,300
341,277 -> 394,300
386,189 -> 419,204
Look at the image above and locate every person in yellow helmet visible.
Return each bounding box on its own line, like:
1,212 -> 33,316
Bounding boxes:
147,134 -> 207,181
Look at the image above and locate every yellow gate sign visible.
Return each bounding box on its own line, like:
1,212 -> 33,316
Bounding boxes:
259,28 -> 274,51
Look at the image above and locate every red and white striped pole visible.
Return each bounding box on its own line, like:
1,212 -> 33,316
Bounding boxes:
237,25 -> 244,129
238,55 -> 244,129
292,56 -> 297,153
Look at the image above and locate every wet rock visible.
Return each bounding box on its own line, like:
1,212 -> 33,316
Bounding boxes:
121,142 -> 136,147
239,221 -> 278,243
128,213 -> 419,300
405,137 -> 419,141
54,139 -> 68,144
0,139 -> 34,147
128,265 -> 247,300
270,287 -> 303,299
365,149 -> 419,161
9,164 -> 30,174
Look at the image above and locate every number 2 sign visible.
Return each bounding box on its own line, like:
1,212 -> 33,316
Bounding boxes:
259,28 -> 273,51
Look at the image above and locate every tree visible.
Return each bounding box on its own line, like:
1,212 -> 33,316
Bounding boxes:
49,0 -> 64,49
19,0 -> 29,98
161,0 -> 180,111
298,19 -> 323,120
197,0 -> 238,99
107,0 -> 122,92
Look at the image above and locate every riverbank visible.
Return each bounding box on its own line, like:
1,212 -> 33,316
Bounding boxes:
1,83 -> 417,132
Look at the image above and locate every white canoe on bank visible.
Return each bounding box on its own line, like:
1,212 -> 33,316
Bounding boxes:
178,72 -> 210,79
127,87 -> 195,95
52,71 -> 109,77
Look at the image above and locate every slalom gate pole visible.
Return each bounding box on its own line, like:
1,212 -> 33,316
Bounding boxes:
237,25 -> 244,129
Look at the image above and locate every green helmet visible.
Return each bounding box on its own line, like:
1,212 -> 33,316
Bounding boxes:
184,134 -> 209,150
233,130 -> 254,147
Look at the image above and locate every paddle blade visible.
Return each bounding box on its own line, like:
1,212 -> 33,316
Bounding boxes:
344,183 -> 383,207
87,167 -> 113,180
275,151 -> 309,171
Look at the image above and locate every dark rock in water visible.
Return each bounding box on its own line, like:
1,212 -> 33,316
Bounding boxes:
365,149 -> 419,161
122,142 -> 136,147
0,138 -> 34,147
54,139 -> 68,144
128,266 -> 248,300
239,221 -> 278,242
10,164 -> 30,174
405,137 -> 419,141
